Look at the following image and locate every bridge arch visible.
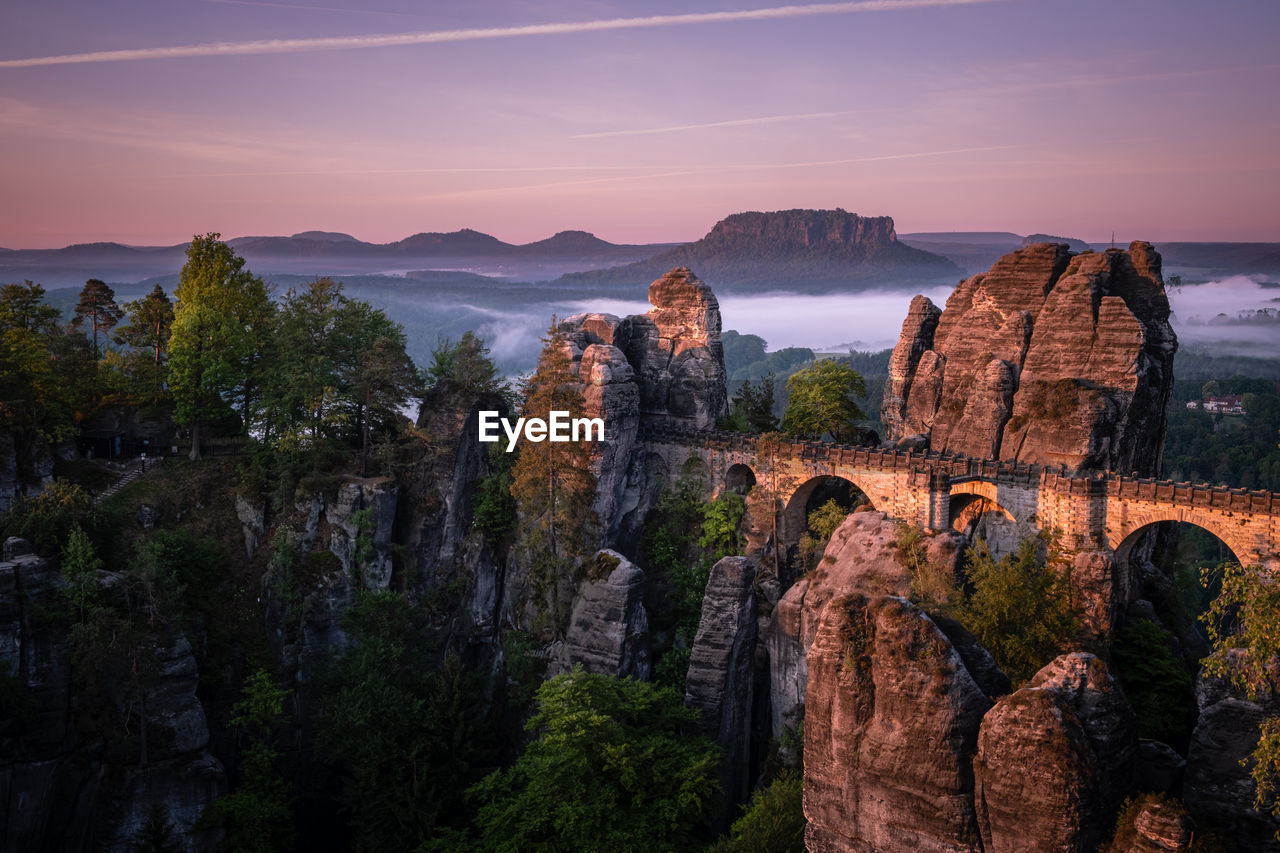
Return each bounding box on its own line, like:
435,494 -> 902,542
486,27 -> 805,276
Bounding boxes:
781,475 -> 874,552
949,485 -> 1020,562
723,463 -> 757,496
1110,509 -> 1253,571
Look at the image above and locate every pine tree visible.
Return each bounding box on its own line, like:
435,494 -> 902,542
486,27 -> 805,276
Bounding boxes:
509,321 -> 598,563
116,284 -> 175,400
71,279 -> 123,359
746,432 -> 797,580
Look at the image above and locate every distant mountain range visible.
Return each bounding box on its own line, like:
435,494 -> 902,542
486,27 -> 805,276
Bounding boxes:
4,215 -> 1278,291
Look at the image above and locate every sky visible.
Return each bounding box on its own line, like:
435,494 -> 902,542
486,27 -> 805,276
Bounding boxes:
2,0 -> 1278,249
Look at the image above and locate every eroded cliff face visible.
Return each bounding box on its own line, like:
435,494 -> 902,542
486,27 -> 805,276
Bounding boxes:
883,242 -> 1177,475
557,266 -> 729,551
0,538 -> 225,852
804,593 -> 991,853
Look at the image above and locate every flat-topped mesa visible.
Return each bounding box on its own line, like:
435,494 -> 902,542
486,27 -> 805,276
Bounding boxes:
624,267 -> 729,429
882,242 -> 1177,476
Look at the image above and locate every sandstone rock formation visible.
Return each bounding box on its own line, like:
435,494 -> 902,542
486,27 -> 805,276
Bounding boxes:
623,267 -> 728,430
550,550 -> 650,680
1184,650 -> 1280,848
803,593 -> 992,852
0,540 -> 225,850
684,555 -> 758,826
555,268 -> 728,549
769,510 -> 966,737
973,653 -> 1137,853
561,208 -> 962,289
883,242 -> 1177,475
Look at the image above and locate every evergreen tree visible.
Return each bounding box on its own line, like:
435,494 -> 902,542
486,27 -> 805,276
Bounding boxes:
168,233 -> 273,459
469,670 -> 720,852
131,802 -> 182,853
116,284 -> 174,401
510,321 -> 598,563
204,669 -> 294,853
71,278 -> 123,359
746,432 -> 797,579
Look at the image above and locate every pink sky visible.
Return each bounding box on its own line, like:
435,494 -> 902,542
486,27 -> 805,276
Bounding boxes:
1,0 -> 1277,248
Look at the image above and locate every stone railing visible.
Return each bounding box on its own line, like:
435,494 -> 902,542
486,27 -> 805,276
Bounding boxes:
639,423 -> 1280,511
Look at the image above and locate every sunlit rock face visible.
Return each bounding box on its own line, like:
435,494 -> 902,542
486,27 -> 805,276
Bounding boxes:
883,242 -> 1176,475
624,267 -> 729,430
973,653 -> 1137,853
803,593 -> 992,853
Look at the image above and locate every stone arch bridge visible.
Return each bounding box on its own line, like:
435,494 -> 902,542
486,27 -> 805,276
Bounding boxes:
641,423 -> 1280,629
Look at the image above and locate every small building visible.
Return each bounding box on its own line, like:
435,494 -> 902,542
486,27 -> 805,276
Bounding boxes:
1202,395 -> 1245,415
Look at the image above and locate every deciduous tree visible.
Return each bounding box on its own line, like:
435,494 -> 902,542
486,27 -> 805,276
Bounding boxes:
781,359 -> 867,443
168,234 -> 273,459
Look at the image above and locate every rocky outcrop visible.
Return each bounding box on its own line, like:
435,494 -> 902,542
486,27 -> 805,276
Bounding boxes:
973,653 -> 1137,853
1184,650 -> 1280,848
684,556 -> 758,826
556,313 -> 642,546
559,209 -> 962,290
769,511 -> 966,737
803,594 -> 992,852
623,268 -> 728,430
882,242 -> 1177,475
0,540 -> 225,851
550,550 -> 650,680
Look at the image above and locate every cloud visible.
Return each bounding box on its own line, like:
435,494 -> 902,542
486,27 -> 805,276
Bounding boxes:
572,111 -> 855,139
0,0 -> 1001,69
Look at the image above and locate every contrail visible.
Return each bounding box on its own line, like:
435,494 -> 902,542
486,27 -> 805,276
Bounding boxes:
0,0 -> 999,69
573,111 -> 854,139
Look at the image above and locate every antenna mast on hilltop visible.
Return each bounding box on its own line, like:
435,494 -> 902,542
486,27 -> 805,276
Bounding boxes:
1110,231 -> 1115,249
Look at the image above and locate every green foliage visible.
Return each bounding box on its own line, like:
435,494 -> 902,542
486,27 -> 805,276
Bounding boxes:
955,537 -> 1082,684
115,283 -> 175,403
1200,561 -> 1280,832
708,771 -> 805,853
1163,377 -> 1280,490
643,476 -> 723,693
1110,619 -> 1193,743
468,669 -> 720,852
472,447 -> 517,542
807,498 -> 848,541
721,373 -> 779,434
71,278 -> 123,360
61,524 -> 102,623
169,233 -> 274,456
0,280 -> 78,441
318,591 -> 492,850
781,359 -> 868,443
256,276 -> 423,473
204,669 -> 294,853
0,481 -> 95,559
427,331 -> 502,396
896,523 -> 960,616
131,802 -> 182,853
510,322 -> 598,587
699,492 -> 745,558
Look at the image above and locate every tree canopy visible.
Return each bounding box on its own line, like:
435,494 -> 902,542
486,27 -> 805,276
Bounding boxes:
781,359 -> 867,443
169,233 -> 274,457
469,669 -> 720,852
